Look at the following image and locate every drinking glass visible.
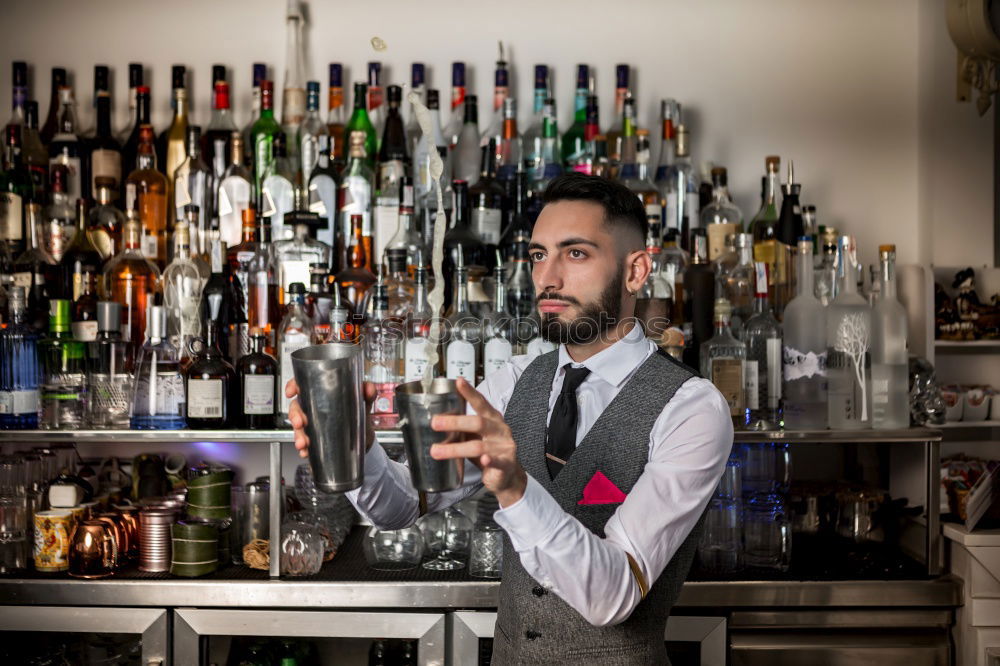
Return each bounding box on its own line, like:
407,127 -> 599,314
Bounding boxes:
0,455 -> 26,496
279,520 -> 324,576
744,493 -> 792,571
419,507 -> 472,571
698,497 -> 743,574
363,525 -> 424,571
469,497 -> 503,579
0,494 -> 27,573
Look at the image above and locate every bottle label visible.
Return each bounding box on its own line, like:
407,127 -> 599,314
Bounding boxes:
11,272 -> 32,289
766,337 -> 782,407
90,228 -> 114,260
218,178 -> 252,249
484,337 -> 512,376
471,207 -> 503,246
50,156 -> 82,200
710,358 -> 744,416
340,174 -> 372,232
280,261 -> 312,299
783,346 -> 828,381
744,359 -> 759,410
187,378 -> 224,419
707,223 -> 739,262
373,204 -> 399,264
446,339 -> 476,381
526,337 -> 556,359
665,192 -> 678,229
90,149 -> 122,194
0,192 -> 23,241
0,389 -> 39,415
404,337 -> 431,382
243,375 -> 275,415
685,192 -> 700,227
141,231 -> 158,260
280,332 -> 311,413
71,320 -> 98,342
44,219 -> 72,262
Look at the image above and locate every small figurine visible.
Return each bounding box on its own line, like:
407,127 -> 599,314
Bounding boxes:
936,268 -> 1000,340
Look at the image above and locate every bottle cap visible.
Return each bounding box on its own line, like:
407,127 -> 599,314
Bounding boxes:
387,84 -> 402,104
149,306 -> 167,340
128,63 -> 143,88
328,63 -> 342,88
576,64 -> 589,89
534,65 -> 548,89
411,63 -> 425,87
288,282 -> 306,295
713,297 -> 732,319
615,64 -> 630,89
212,64 -> 226,84
171,65 -> 186,89
735,233 -> 752,249
452,62 -> 465,87
252,63 -> 267,87
367,61 -> 381,85
97,301 -> 121,333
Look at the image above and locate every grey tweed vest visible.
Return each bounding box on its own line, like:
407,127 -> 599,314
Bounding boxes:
492,348 -> 705,665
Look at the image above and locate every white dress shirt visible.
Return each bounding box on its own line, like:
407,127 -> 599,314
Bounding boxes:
346,323 -> 733,627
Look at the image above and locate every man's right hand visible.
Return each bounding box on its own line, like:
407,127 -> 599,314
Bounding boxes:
286,378 -> 378,459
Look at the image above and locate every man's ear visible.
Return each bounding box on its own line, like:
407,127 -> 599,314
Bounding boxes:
625,249 -> 652,295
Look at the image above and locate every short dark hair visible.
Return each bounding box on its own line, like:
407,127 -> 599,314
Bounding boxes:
541,172 -> 648,246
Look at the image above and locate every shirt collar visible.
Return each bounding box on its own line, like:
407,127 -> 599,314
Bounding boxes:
557,323 -> 651,388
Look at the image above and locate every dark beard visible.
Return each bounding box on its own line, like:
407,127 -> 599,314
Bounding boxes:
540,271 -> 624,345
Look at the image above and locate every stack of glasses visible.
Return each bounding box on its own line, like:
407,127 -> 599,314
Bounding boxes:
294,464 -> 357,551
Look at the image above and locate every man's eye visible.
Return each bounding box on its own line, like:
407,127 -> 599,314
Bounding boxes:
569,249 -> 587,258
530,252 -> 545,262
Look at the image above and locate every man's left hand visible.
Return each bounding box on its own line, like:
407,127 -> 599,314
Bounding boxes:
430,377 -> 527,508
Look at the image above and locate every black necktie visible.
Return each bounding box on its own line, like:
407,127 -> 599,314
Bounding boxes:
546,365 -> 592,479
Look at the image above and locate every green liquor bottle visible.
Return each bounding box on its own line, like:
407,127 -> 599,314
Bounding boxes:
251,80 -> 281,209
344,82 -> 376,171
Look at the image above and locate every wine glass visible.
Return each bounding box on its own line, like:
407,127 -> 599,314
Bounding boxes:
418,507 -> 472,571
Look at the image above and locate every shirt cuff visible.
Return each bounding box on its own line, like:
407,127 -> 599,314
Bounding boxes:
493,475 -> 568,552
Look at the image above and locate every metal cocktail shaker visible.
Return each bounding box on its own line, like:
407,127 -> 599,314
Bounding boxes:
395,379 -> 467,493
291,343 -> 365,492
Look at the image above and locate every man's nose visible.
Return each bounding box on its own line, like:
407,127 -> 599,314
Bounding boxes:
533,255 -> 563,294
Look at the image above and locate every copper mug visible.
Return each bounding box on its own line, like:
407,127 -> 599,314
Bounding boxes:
95,513 -> 129,568
114,505 -> 141,559
69,520 -> 115,578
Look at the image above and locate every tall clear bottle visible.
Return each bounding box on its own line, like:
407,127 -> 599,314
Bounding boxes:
521,65 -> 550,180
86,301 -> 132,429
261,131 -> 295,243
783,237 -> 828,429
453,95 -> 481,186
403,262 -> 435,383
241,64 -> 267,166
653,99 -> 679,197
374,85 -> 409,263
700,167 -> 743,262
202,80 -> 239,215
39,299 -> 87,430
363,277 -> 402,429
218,131 -> 253,250
413,89 -> 448,213
700,297 -> 746,429
281,0 -> 308,155
442,63 -> 467,149
406,63 -> 426,158
298,81 -> 329,197
605,65 -> 630,175
743,263 -> 783,430
130,305 -> 186,430
870,244 -> 909,429
666,125 -> 698,252
826,235 -> 871,429
173,125 -> 213,256
47,85 -> 83,201
277,282 -> 314,425
719,233 -> 755,340
162,218 -> 205,362
444,251 -> 481,384
482,262 -> 514,378
0,286 -> 41,429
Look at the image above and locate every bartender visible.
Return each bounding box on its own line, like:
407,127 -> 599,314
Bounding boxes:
286,173 -> 733,665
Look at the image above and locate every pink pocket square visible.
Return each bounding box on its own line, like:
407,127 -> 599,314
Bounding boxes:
578,471 -> 628,505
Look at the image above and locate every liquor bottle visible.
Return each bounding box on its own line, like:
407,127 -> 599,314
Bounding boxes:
23,102 -> 50,201
444,251 -> 481,383
405,63 -> 426,158
43,165 -> 75,264
383,247 -> 415,319
605,65 -> 631,174
496,98 -> 522,184
366,62 -> 385,146
202,80 -> 238,215
241,63 -> 267,164
306,107 -> 340,249
345,82 -> 377,170
126,125 -> 168,267
470,140 -> 505,255
662,228 -> 689,326
480,48 -> 509,159
246,217 -> 279,352
782,237 -> 827,429
39,299 -> 87,430
413,89 -> 448,210
88,177 -> 124,261
130,304 -> 186,430
100,215 -> 162,348
121,86 -> 151,181
85,301 -> 132,429
700,167 -> 743,262
826,236 -> 870,429
185,316 -> 237,429
251,81 -> 281,209
327,280 -> 356,343
653,99 -> 680,194
1,125 -> 31,258
700,298 -> 746,429
561,64 -> 591,165
173,125 -> 213,258
636,222 -> 672,340
386,179 -> 425,275
277,282 -> 313,424
482,262 -> 514,377
870,244 -> 909,429
298,81 -> 329,194
4,61 -> 27,138
743,263 -> 783,429
499,171 -> 531,265
453,95 -> 481,186
161,66 -> 189,209
228,208 -> 260,352
618,98 -> 659,221
48,85 -> 84,201
749,156 -> 780,246
665,125 -> 699,251
374,85 -> 409,263
272,211 -> 331,304
327,64 -> 347,170
162,218 -> 205,362
238,328 -> 278,428
261,131 -> 296,242
13,203 -> 58,332
40,68 -> 67,146
336,130 -> 374,266
443,62 -> 467,149
682,230 -> 715,370
522,65 -> 550,180
335,214 -> 376,313
774,161 -> 804,316
0,286 -> 41,430
530,98 -> 563,197
505,238 -> 545,356
62,200 -> 101,338
814,228 -> 839,306
403,262 -> 434,382
569,95 -> 600,176
218,131 -> 253,250
88,81 -> 122,202
118,64 -> 143,144
363,277 -> 401,429
307,263 -> 333,343
718,233 -> 755,340
281,0 -> 308,151
443,181 -> 486,312
202,238 -> 243,364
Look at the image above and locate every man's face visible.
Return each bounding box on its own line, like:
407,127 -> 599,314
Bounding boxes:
528,200 -> 627,345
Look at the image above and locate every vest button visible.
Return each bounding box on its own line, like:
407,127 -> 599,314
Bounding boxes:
525,630 -> 541,640
531,586 -> 546,596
